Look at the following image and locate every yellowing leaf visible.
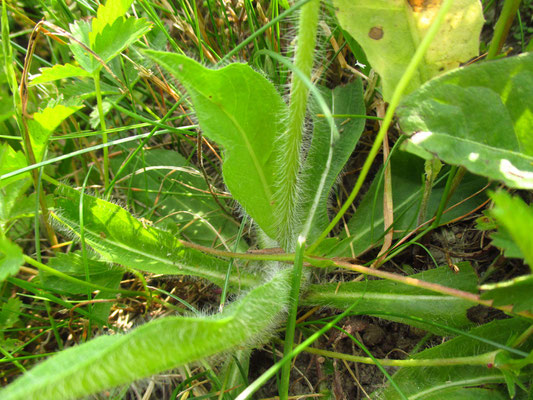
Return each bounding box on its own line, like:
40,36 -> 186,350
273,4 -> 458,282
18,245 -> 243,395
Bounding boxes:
91,0 -> 134,41
333,0 -> 484,100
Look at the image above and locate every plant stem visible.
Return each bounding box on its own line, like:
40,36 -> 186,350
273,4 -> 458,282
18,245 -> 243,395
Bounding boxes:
308,0 -> 456,253
237,299 -> 361,400
23,255 -> 145,298
279,237 -> 306,400
93,70 -> 109,190
303,347 -> 499,367
487,0 -> 522,60
275,0 -> 320,248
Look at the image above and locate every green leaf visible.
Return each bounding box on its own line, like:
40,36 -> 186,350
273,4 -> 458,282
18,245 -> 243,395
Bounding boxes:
378,318 -> 533,399
29,63 -> 92,86
51,187 -> 260,289
42,252 -> 123,295
398,52 -> 533,189
300,81 -> 365,242
326,151 -> 488,257
69,3 -> 151,74
145,51 -> 288,238
0,177 -> 32,228
110,149 -> 246,250
0,143 -> 28,189
90,17 -> 152,66
480,275 -> 533,313
42,252 -> 123,325
91,0 -> 134,39
0,235 -> 23,283
28,105 -> 82,163
333,0 -> 484,101
0,297 -> 22,329
490,190 -> 533,268
302,263 -> 477,334
0,269 -> 290,400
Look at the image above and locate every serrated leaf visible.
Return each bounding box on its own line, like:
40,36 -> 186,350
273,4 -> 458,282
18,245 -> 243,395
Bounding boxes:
480,275 -> 533,313
90,17 -> 152,65
302,263 -> 477,334
51,188 -> 259,289
300,81 -> 365,242
29,63 -> 92,86
0,235 -> 23,282
490,190 -> 533,268
398,52 -> 533,189
110,149 -> 246,250
69,7 -> 151,74
28,105 -> 82,163
91,0 -> 134,39
378,318 -> 532,399
0,269 -> 290,400
333,0 -> 484,101
145,51 -> 288,238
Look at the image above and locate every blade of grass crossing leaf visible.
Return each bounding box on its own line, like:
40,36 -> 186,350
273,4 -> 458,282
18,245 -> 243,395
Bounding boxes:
220,215 -> 248,311
308,0 -> 456,253
0,270 -> 291,400
52,189 -> 260,288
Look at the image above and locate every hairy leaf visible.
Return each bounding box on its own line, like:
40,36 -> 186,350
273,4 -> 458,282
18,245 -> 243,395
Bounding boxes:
0,269 -> 290,400
51,188 -> 260,289
302,263 -> 477,334
377,318 -> 533,399
333,0 -> 483,100
398,52 -> 533,189
145,51 -> 287,239
300,81 -> 365,242
110,149 -> 246,250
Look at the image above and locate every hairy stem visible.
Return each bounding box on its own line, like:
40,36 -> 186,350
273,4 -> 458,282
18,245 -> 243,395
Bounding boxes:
275,0 -> 320,249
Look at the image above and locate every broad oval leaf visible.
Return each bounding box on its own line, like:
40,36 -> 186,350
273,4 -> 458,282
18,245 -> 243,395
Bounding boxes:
398,52 -> 533,189
145,50 -> 288,239
333,0 -> 483,101
302,264 -> 477,334
51,187 -> 260,289
0,269 -> 290,400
